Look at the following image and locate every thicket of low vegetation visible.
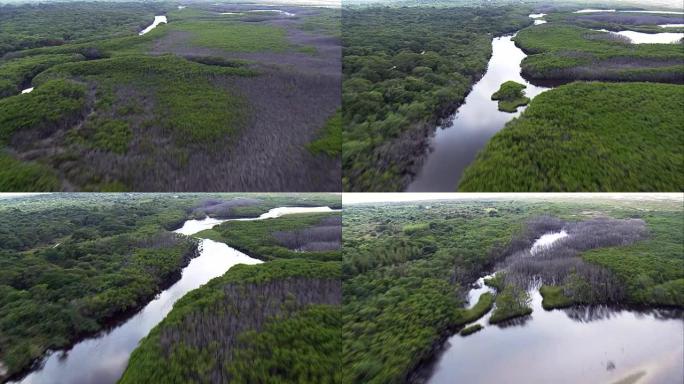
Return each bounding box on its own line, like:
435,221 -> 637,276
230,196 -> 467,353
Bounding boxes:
514,23 -> 684,83
0,2 -> 164,56
0,1 -> 336,191
459,82 -> 684,191
342,197 -> 683,383
121,208 -> 342,383
0,193 -> 340,380
197,212 -> 342,262
0,194 -> 200,379
342,6 -> 533,191
491,80 -> 530,112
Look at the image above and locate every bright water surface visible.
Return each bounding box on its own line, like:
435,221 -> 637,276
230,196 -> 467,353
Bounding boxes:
425,232 -> 684,384
11,206 -> 334,384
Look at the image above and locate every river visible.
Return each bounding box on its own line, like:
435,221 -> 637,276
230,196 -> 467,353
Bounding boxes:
423,231 -> 684,384
406,10 -> 682,192
138,15 -> 167,36
10,206 -> 335,384
406,23 -> 550,192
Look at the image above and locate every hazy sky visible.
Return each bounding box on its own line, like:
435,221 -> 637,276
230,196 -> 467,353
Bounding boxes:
343,193 -> 684,204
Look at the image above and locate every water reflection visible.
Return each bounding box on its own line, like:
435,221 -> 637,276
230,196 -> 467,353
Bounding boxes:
138,15 -> 167,36
595,29 -> 684,44
425,289 -> 684,384
12,239 -> 261,384
406,35 -> 549,192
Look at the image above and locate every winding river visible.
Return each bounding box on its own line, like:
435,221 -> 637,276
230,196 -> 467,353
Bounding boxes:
406,11 -> 683,192
423,232 -> 684,384
138,15 -> 167,36
11,206 -> 335,384
406,23 -> 550,192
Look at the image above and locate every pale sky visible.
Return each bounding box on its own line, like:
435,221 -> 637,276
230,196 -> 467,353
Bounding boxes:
342,193 -> 684,204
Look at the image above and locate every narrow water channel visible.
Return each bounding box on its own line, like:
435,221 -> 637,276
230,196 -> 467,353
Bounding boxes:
423,231 -> 684,384
11,206 -> 334,384
406,27 -> 550,192
139,15 -> 167,36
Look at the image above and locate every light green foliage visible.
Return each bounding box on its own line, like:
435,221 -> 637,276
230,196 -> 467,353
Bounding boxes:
582,210 -> 684,307
454,292 -> 495,326
169,21 -> 289,52
460,82 -> 684,191
308,111 -> 342,157
491,80 -> 530,112
0,153 -> 61,192
489,284 -> 532,324
197,212 -> 341,262
539,285 -> 575,309
515,23 -> 684,82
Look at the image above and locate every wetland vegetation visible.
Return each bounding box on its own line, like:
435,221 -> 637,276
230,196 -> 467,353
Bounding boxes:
0,1 -> 341,191
0,193 -> 340,382
120,210 -> 342,383
341,1 -> 684,192
342,195 -> 683,383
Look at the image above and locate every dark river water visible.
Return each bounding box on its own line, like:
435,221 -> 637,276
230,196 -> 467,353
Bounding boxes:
406,11 -> 683,192
406,33 -> 550,192
424,232 -> 684,384
11,206 -> 335,384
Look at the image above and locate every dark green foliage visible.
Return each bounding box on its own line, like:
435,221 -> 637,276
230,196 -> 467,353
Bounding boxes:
0,53 -> 84,98
227,305 -> 341,384
514,23 -> 684,83
197,212 -> 342,262
491,80 -> 530,112
0,79 -> 86,145
460,82 -> 684,191
0,2 -> 165,55
342,6 -> 533,191
460,323 -> 483,336
343,198 -> 683,383
0,194 -> 203,377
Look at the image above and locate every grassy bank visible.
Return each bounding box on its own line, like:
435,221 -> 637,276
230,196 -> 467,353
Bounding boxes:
196,212 -> 341,262
515,23 -> 684,83
459,82 -> 684,191
342,6 -> 533,191
342,197 -> 683,383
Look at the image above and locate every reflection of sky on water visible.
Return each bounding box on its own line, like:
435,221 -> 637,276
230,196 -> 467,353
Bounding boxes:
426,232 -> 684,384
407,35 -> 550,192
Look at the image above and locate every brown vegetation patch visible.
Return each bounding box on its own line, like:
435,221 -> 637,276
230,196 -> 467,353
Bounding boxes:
273,216 -> 341,251
158,277 -> 340,382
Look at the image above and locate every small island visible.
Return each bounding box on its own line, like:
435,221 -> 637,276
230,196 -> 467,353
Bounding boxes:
492,81 -> 530,112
